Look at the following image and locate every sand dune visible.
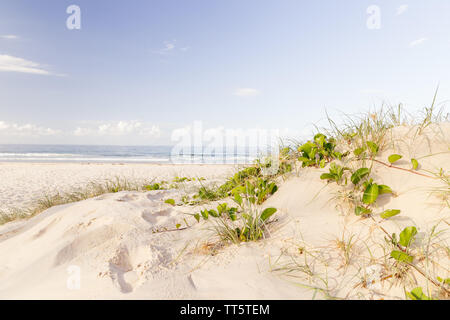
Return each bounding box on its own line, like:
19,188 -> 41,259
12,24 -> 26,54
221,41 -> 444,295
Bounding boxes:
0,124 -> 448,299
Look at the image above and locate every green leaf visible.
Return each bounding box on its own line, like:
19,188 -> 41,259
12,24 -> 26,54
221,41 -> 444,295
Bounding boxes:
406,287 -> 432,300
299,142 -> 314,155
351,168 -> 369,185
320,173 -> 335,181
145,183 -> 160,191
380,209 -> 401,219
388,154 -> 402,164
399,226 -> 417,247
228,207 -> 237,221
363,183 -> 379,204
378,184 -> 393,195
353,147 -> 366,157
193,213 -> 200,223
200,210 -> 209,220
175,223 -> 181,229
208,209 -> 219,218
411,158 -> 419,170
390,250 -> 413,263
366,141 -> 379,155
319,159 -> 326,168
164,198 -> 175,206
355,206 -> 372,216
233,191 -> 243,206
260,207 -> 277,221
437,277 -> 450,285
297,156 -> 310,163
217,203 -> 227,214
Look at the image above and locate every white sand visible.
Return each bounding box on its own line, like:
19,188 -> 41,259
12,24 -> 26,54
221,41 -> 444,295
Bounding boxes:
0,124 -> 449,299
0,163 -> 234,212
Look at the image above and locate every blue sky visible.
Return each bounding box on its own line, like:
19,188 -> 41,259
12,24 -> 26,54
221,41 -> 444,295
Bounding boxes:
0,0 -> 449,145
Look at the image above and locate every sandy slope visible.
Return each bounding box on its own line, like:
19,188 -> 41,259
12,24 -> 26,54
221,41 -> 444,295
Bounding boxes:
0,124 -> 448,299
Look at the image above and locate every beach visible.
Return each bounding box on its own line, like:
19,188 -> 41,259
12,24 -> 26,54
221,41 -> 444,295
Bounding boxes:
0,123 -> 448,300
0,162 -> 235,213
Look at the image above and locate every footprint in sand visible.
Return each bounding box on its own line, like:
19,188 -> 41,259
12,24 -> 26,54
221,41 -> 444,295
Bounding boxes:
141,208 -> 174,225
108,247 -> 134,293
146,191 -> 168,201
115,193 -> 139,202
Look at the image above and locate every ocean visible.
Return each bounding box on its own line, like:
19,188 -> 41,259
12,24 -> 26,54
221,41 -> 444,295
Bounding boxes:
0,144 -> 258,164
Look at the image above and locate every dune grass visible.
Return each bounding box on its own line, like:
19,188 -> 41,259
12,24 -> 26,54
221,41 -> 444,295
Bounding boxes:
0,93 -> 448,299
0,177 -> 159,225
267,94 -> 449,299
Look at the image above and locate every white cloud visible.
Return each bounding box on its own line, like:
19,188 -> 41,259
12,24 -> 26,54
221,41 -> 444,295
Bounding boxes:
151,40 -> 190,55
0,35 -> 18,40
233,88 -> 261,97
409,38 -> 427,47
396,5 -> 408,16
0,54 -> 52,75
151,40 -> 177,55
74,121 -> 161,138
164,41 -> 175,51
0,121 -> 60,136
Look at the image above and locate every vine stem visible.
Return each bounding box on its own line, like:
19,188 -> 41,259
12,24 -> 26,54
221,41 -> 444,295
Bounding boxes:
370,216 -> 450,295
371,159 -> 436,179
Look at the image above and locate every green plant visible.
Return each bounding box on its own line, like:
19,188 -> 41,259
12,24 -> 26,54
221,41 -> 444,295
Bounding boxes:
255,151 -> 294,176
164,199 -> 176,206
320,163 -> 350,185
366,141 -> 379,156
298,133 -> 344,167
234,207 -> 277,242
406,287 -> 433,300
362,181 -> 378,205
361,179 -> 393,205
350,167 -> 370,185
232,178 -> 278,206
411,158 -> 419,170
194,202 -> 277,244
390,250 -> 414,263
354,206 -> 372,216
390,226 -> 417,264
437,277 -> 450,285
194,166 -> 262,201
172,176 -> 191,183
349,174 -> 395,217
398,226 -> 418,247
380,209 -> 401,219
144,183 -> 162,191
388,154 -> 402,164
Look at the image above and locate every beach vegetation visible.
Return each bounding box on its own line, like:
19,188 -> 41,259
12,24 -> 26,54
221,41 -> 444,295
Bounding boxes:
406,287 -> 433,300
297,133 -> 345,167
164,198 -> 176,206
320,163 -> 349,185
411,158 -> 419,170
388,154 -> 402,164
144,182 -> 162,190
